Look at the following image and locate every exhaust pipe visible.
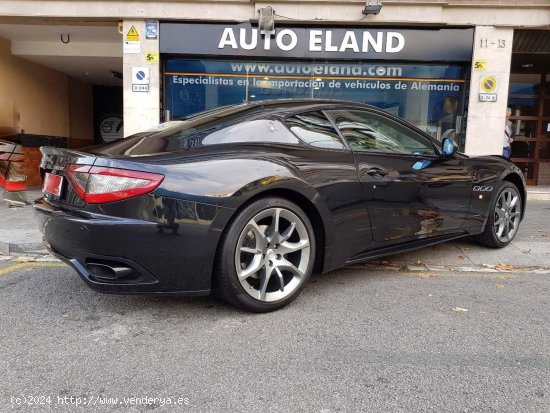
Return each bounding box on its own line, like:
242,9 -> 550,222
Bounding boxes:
85,262 -> 134,280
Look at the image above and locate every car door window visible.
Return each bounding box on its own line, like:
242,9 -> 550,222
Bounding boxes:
286,111 -> 346,150
328,109 -> 436,156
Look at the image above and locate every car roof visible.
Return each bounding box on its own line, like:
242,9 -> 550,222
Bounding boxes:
177,99 -> 379,121
234,98 -> 376,115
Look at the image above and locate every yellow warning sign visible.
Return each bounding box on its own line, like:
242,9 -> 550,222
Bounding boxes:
480,76 -> 497,93
473,60 -> 487,71
145,52 -> 159,64
126,26 -> 140,42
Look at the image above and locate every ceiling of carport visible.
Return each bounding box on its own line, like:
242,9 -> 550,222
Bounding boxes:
0,23 -> 123,86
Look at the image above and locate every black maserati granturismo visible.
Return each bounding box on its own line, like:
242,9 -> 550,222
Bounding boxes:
34,99 -> 526,312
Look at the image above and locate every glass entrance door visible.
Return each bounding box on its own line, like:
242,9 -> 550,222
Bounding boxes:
508,73 -> 550,185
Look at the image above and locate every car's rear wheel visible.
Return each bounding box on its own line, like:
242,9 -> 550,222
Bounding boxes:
215,197 -> 315,312
474,182 -> 522,248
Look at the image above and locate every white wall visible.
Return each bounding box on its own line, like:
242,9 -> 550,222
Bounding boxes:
464,26 -> 514,156
122,20 -> 160,137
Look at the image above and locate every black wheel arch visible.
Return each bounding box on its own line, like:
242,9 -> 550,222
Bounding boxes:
501,171 -> 527,219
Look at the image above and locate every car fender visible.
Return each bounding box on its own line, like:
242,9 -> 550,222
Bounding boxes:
466,156 -> 526,232
190,157 -> 335,247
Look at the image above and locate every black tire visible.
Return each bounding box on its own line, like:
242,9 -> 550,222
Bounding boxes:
474,182 -> 522,248
214,197 -> 316,312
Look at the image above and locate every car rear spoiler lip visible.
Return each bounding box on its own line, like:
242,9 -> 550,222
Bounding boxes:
39,146 -> 98,171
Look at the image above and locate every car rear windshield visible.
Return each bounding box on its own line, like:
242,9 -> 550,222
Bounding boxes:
160,106 -> 299,151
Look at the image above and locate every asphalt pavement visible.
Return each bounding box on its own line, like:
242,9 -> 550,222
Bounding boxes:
0,261 -> 549,412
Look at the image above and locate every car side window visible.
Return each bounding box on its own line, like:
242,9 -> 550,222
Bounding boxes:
327,109 -> 436,156
286,111 -> 346,150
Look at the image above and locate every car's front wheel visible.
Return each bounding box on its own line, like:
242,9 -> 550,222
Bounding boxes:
215,197 -> 315,312
474,182 -> 522,248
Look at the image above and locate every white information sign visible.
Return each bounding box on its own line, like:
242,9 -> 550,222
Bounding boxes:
132,67 -> 150,92
123,40 -> 141,54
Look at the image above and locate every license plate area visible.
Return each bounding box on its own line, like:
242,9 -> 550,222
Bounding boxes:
43,172 -> 64,197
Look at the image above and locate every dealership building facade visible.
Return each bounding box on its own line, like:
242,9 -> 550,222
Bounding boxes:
0,0 -> 549,185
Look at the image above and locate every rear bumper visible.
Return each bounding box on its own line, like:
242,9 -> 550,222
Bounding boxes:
33,197 -> 214,295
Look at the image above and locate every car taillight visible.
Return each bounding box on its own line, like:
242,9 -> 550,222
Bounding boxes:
0,154 -> 28,191
64,164 -> 164,204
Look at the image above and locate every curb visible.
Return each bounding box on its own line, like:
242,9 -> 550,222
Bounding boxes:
355,262 -> 550,275
0,240 -> 47,255
527,186 -> 550,201
527,192 -> 550,201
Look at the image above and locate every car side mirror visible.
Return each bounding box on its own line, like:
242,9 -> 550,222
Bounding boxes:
441,130 -> 458,157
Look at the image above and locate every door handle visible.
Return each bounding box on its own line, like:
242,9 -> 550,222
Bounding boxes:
366,167 -> 388,177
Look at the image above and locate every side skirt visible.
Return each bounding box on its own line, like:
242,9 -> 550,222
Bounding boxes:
345,232 -> 469,265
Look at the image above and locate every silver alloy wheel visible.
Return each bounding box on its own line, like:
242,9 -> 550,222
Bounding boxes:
235,207 -> 311,302
493,187 -> 521,242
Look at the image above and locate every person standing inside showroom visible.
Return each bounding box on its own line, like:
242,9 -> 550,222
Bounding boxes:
503,107 -> 515,159
437,96 -> 457,141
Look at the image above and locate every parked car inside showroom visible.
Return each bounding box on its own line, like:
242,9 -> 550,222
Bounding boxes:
34,99 -> 526,312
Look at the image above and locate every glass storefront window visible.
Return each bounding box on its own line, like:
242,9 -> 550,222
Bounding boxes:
510,140 -> 536,159
509,74 -> 543,96
513,119 -> 538,138
508,98 -> 539,117
513,161 -> 535,180
539,139 -> 550,160
164,59 -> 469,142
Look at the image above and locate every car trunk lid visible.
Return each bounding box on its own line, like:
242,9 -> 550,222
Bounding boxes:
40,147 -> 98,207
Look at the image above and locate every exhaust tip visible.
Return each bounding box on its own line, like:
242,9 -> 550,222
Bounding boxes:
85,261 -> 135,281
